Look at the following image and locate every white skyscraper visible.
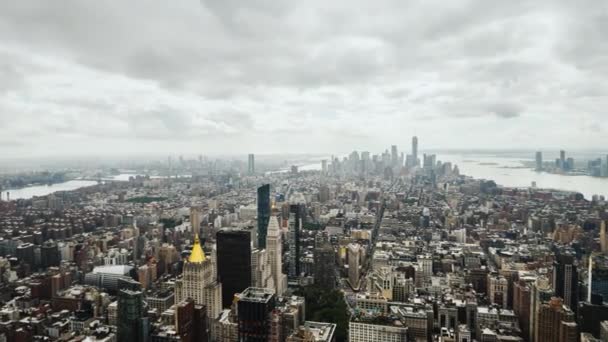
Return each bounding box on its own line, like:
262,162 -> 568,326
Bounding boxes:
175,235 -> 222,320
266,216 -> 286,295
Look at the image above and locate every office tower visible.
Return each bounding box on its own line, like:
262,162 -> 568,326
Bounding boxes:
117,289 -> 149,342
175,298 -> 207,342
391,145 -> 398,167
266,216 -> 286,296
536,151 -> 543,171
535,297 -> 576,342
591,254 -> 608,302
175,235 -> 222,321
248,154 -> 255,175
288,204 -> 302,278
313,242 -> 336,290
348,243 -> 361,289
553,253 -> 579,311
190,207 -> 201,236
513,279 -> 533,340
237,287 -> 276,342
412,136 -> 418,167
579,295 -> 608,338
251,248 -> 274,290
16,243 -> 35,269
560,150 -> 566,170
321,159 -> 327,174
257,184 -> 271,249
41,241 -> 60,268
217,229 -> 252,308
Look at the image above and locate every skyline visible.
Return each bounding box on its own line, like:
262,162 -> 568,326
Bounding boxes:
0,1 -> 607,157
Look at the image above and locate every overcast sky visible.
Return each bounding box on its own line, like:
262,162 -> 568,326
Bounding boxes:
0,1 -> 606,158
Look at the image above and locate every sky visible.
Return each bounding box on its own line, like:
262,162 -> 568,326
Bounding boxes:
0,1 -> 606,158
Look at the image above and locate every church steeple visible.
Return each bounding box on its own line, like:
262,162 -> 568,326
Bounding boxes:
188,234 -> 206,263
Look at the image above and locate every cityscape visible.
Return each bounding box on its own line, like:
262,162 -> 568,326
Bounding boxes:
1,1 -> 608,342
0,137 -> 607,341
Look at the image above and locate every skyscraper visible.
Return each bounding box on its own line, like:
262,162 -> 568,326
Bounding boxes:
257,184 -> 271,249
560,150 -> 566,170
535,297 -> 577,342
412,136 -> 418,167
348,243 -> 361,289
190,207 -> 201,237
237,287 -> 276,342
175,235 -> 223,321
591,254 -> 608,302
553,252 -> 579,312
266,216 -> 285,296
217,229 -> 252,308
313,242 -> 336,290
536,151 -> 543,171
391,145 -> 398,167
117,289 -> 149,342
288,204 -> 302,278
248,154 -> 255,175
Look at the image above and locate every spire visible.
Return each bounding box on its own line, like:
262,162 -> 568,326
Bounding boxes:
267,216 -> 280,238
188,234 -> 206,263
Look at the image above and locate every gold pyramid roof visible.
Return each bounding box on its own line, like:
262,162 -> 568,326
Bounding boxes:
188,234 -> 206,263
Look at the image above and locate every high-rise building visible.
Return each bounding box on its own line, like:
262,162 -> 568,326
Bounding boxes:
175,235 -> 222,321
190,207 -> 201,237
117,289 -> 149,342
412,136 -> 418,167
248,154 -> 255,175
591,254 -> 608,302
348,243 -> 361,289
535,297 -> 576,342
313,242 -> 336,290
321,159 -> 328,174
266,216 -> 286,296
237,287 -> 276,342
41,241 -> 60,268
175,298 -> 207,342
217,229 -> 252,308
536,151 -> 543,171
288,204 -> 303,278
553,252 -> 579,311
559,150 -> 566,170
391,145 -> 398,167
257,184 -> 271,249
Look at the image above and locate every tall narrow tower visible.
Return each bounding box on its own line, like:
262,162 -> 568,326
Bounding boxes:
412,136 -> 419,167
266,216 -> 285,295
257,184 -> 271,248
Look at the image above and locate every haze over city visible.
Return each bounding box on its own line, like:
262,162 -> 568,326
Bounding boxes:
2,2 -> 608,342
1,1 -> 607,158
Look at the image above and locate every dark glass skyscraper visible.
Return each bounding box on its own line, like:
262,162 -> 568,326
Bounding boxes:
237,287 -> 276,342
553,252 -> 579,312
288,204 -> 303,277
117,289 -> 148,342
217,229 -> 252,308
314,242 -> 336,289
257,184 -> 271,249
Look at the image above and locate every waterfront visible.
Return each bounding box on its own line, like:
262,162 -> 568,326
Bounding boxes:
4,156 -> 608,200
0,180 -> 98,200
437,154 -> 608,199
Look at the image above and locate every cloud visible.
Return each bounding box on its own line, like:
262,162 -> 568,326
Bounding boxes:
0,1 -> 606,157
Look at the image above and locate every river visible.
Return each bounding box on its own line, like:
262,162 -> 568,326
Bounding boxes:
3,156 -> 607,200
